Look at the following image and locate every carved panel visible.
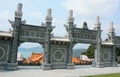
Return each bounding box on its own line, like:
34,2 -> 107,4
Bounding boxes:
102,51 -> 110,61
0,44 -> 9,62
51,47 -> 66,63
19,30 -> 45,38
101,45 -> 112,62
53,49 -> 64,62
19,36 -> 45,43
115,36 -> 120,45
0,47 -> 6,59
18,24 -> 46,43
72,28 -> 97,44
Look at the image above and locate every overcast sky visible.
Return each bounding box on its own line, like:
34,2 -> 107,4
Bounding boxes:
0,0 -> 120,48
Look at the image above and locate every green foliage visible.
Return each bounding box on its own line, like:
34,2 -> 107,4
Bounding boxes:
115,47 -> 120,61
81,45 -> 94,58
115,47 -> 120,57
81,45 -> 120,59
84,73 -> 120,77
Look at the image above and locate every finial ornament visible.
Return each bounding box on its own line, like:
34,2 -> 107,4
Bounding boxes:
41,22 -> 45,26
95,16 -> 101,27
69,10 -> 73,18
15,3 -> 23,18
45,9 -> 53,22
96,16 -> 100,23
82,21 -> 88,30
67,10 -> 74,22
17,3 -> 22,13
109,22 -> 115,32
47,9 -> 51,17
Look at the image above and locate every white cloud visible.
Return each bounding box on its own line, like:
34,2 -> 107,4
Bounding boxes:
0,23 -> 12,31
0,11 -> 10,19
52,18 -> 68,36
113,24 -> 120,36
19,42 -> 42,48
62,0 -> 120,40
0,11 -> 12,31
63,0 -> 120,16
30,11 -> 41,19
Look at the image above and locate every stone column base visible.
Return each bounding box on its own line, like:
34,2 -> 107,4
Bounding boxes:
7,63 -> 18,70
42,63 -> 51,70
92,61 -> 96,67
67,63 -> 74,69
112,62 -> 118,67
0,62 -> 7,70
95,62 -> 104,68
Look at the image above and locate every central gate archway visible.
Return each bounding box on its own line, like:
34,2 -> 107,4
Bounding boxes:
7,3 -> 54,70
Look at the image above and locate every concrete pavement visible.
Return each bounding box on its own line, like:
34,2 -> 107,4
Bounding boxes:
0,65 -> 120,77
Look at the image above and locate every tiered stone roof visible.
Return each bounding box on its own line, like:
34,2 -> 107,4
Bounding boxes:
23,52 -> 43,64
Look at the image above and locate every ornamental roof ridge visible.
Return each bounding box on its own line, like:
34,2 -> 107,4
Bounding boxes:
0,31 -> 12,36
51,36 -> 69,42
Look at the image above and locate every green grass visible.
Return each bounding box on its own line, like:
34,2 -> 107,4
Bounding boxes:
84,73 -> 120,77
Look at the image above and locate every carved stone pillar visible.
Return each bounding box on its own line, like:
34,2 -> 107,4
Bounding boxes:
92,45 -> 97,67
67,10 -> 74,69
7,3 -> 22,70
112,40 -> 118,67
108,22 -> 118,67
42,9 -> 52,70
94,16 -> 103,68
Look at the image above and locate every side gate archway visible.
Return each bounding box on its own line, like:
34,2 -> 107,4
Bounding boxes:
64,10 -> 118,68
0,3 -> 54,70
64,11 -> 102,67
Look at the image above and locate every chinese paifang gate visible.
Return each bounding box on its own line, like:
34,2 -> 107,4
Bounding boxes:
0,3 -> 118,70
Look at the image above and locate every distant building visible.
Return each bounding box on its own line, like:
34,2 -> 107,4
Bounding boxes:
80,55 -> 93,62
23,52 -> 43,64
22,52 -> 91,65
72,57 -> 81,64
72,56 -> 91,64
17,52 -> 24,61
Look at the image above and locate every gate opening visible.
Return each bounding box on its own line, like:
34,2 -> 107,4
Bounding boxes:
73,43 -> 94,65
17,42 -> 44,66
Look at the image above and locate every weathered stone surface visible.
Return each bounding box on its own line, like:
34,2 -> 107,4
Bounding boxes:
0,3 -> 119,70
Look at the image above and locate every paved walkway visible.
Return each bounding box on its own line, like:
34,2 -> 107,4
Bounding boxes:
0,65 -> 120,77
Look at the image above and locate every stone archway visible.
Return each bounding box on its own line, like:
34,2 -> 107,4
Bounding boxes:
0,3 -> 119,70
73,43 -> 94,65
18,42 -> 44,66
73,43 -> 90,58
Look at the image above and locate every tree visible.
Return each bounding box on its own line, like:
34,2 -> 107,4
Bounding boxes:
115,47 -> 120,61
81,45 -> 94,58
82,45 -> 120,59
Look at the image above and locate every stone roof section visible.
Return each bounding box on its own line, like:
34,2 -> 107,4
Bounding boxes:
51,36 -> 70,42
102,41 -> 113,45
0,31 -> 12,37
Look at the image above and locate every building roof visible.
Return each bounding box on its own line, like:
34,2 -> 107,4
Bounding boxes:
102,41 -> 113,45
30,52 -> 43,62
23,52 -> 43,64
51,36 -> 69,42
17,52 -> 24,61
72,57 -> 81,63
0,31 -> 12,37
